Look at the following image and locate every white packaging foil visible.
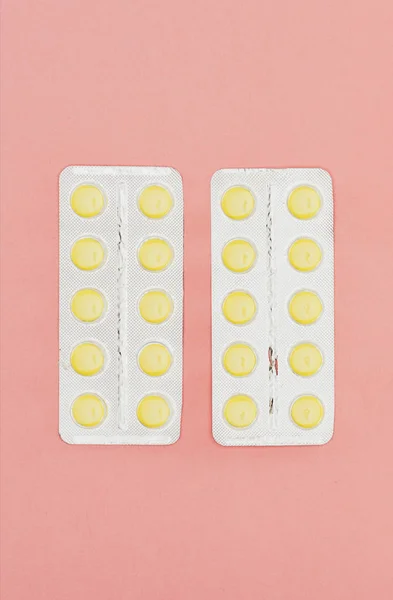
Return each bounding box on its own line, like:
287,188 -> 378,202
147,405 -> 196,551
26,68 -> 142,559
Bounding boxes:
59,166 -> 183,444
211,168 -> 334,446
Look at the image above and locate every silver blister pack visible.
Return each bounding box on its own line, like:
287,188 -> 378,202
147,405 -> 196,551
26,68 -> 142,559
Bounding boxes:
59,166 -> 183,444
211,168 -> 334,446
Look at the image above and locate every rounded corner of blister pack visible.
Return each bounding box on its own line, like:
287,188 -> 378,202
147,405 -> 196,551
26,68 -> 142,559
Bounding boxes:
59,166 -> 184,445
168,429 -> 181,445
210,169 -> 226,187
316,167 -> 333,184
211,168 -> 335,447
212,428 -> 229,447
59,165 -> 76,183
166,166 -> 183,185
58,428 -> 73,446
319,424 -> 335,446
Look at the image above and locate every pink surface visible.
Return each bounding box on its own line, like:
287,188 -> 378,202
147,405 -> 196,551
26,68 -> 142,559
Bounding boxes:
1,0 -> 393,598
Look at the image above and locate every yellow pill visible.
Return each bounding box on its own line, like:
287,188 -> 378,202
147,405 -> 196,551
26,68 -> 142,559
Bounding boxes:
289,291 -> 323,325
138,185 -> 173,219
223,344 -> 257,377
291,395 -> 324,429
71,394 -> 107,428
70,342 -> 105,376
138,238 -> 173,271
137,395 -> 171,428
70,184 -> 105,218
221,187 -> 255,220
288,186 -> 321,219
289,343 -> 323,377
138,343 -> 172,377
71,289 -> 105,323
222,239 -> 256,273
222,291 -> 256,325
71,238 -> 105,271
288,238 -> 322,272
224,395 -> 257,428
139,290 -> 173,324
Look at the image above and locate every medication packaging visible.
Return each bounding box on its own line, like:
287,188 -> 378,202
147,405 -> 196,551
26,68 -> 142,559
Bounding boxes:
59,166 -> 183,444
211,169 -> 334,445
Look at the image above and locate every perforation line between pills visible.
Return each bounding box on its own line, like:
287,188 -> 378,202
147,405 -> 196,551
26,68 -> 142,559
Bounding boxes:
267,183 -> 279,428
117,182 -> 128,431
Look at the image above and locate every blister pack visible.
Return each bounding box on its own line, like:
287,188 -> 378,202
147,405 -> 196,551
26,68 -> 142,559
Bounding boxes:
59,166 -> 183,444
211,168 -> 334,446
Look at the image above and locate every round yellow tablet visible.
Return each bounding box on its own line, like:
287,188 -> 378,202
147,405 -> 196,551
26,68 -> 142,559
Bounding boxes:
291,395 -> 324,429
137,395 -> 171,428
289,343 -> 323,377
138,238 -> 173,271
71,289 -> 106,323
138,343 -> 172,377
223,343 -> 257,377
138,185 -> 173,219
222,291 -> 256,325
71,238 -> 105,271
221,187 -> 255,220
139,290 -> 173,324
70,184 -> 105,218
289,291 -> 323,325
71,393 -> 107,428
70,342 -> 105,376
288,238 -> 322,272
223,395 -> 257,428
288,186 -> 321,220
222,239 -> 256,273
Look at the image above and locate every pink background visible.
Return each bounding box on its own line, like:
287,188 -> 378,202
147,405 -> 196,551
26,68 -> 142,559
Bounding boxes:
1,0 -> 393,598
